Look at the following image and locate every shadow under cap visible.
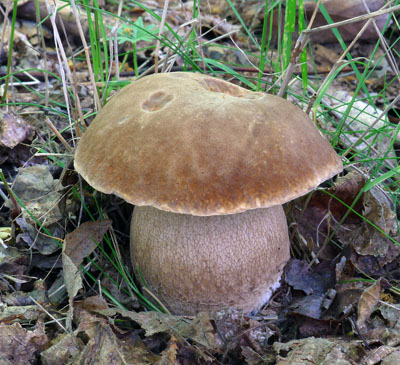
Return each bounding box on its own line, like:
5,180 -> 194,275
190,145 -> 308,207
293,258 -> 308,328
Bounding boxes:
74,72 -> 343,216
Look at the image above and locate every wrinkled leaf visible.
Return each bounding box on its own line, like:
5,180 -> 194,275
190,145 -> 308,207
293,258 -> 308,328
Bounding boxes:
0,322 -> 48,364
274,337 -> 364,364
350,188 -> 399,258
7,165 -> 63,226
41,333 -> 85,365
156,334 -> 179,365
98,306 -> 217,349
0,111 -> 34,148
62,220 -> 112,329
63,219 -> 112,266
76,322 -> 160,364
15,216 -> 62,255
356,278 -> 385,331
285,259 -> 334,295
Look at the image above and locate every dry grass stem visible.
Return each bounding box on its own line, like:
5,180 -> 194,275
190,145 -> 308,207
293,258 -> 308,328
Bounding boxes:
304,3 -> 400,35
45,117 -> 73,152
154,0 -> 170,73
69,0 -> 102,111
30,296 -> 69,333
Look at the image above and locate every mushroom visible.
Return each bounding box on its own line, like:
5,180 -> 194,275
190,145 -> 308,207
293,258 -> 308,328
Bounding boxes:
74,72 -> 343,315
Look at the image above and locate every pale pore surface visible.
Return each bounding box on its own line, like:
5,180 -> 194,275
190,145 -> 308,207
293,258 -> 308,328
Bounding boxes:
131,205 -> 290,315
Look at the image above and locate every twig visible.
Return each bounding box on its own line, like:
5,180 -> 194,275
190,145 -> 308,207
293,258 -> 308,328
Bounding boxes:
45,117 -> 73,152
30,296 -> 69,333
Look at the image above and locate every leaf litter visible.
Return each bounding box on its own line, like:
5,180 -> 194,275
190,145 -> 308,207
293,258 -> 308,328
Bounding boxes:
0,0 -> 399,363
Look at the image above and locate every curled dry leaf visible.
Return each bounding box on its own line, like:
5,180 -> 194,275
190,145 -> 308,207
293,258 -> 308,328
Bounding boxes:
378,302 -> 400,328
337,179 -> 400,275
285,259 -> 335,296
241,345 -> 266,365
0,321 -> 48,364
293,170 -> 364,260
157,334 -> 179,365
361,300 -> 400,347
294,170 -> 400,273
69,298 -> 162,365
0,305 -> 43,323
0,111 -> 34,149
356,278 -> 383,331
350,188 -> 399,257
73,296 -> 216,363
15,215 -> 62,255
1,279 -> 47,307
0,243 -> 29,291
77,321 -> 160,364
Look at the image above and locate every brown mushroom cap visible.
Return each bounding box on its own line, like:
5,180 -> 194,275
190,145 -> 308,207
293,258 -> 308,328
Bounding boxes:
74,72 -> 342,216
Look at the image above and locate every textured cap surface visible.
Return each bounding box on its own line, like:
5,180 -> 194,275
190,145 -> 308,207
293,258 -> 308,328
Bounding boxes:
74,72 -> 343,215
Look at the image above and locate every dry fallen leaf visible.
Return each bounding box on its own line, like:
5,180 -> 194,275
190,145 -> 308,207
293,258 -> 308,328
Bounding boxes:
62,219 -> 112,266
97,306 -> 217,350
363,345 -> 397,365
0,111 -> 34,149
76,321 -> 160,365
7,165 -> 64,226
62,220 -> 112,329
356,278 -> 389,332
285,259 -> 334,296
0,243 -> 29,291
381,350 -> 400,364
40,333 -> 85,365
15,215 -> 62,255
156,334 -> 179,365
0,321 -> 48,364
274,337 -> 364,364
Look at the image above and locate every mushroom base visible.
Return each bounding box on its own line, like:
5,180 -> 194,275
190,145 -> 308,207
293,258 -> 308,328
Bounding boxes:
130,205 -> 290,315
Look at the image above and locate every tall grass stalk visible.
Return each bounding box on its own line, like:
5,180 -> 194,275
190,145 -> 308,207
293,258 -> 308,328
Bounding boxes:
1,0 -> 18,104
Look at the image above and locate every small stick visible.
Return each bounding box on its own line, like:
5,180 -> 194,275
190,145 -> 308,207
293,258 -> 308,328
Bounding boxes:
45,117 -> 73,152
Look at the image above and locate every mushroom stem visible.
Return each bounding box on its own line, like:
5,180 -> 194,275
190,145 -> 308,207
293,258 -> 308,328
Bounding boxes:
130,205 -> 290,315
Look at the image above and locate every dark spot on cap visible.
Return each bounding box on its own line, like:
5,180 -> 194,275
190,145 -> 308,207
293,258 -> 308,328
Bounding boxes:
142,91 -> 174,112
